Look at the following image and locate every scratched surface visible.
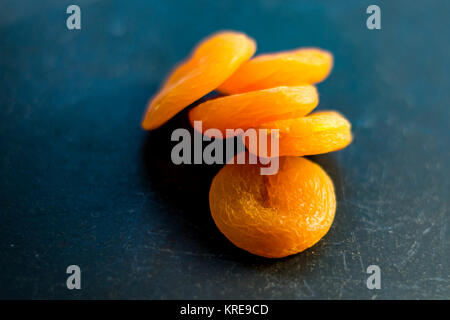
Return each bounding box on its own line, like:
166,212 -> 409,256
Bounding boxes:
0,0 -> 449,299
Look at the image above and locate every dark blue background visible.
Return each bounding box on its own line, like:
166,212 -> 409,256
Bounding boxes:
0,0 -> 448,299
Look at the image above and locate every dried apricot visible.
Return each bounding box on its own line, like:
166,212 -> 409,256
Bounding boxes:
209,156 -> 336,258
189,85 -> 318,137
142,31 -> 256,130
245,111 -> 352,157
218,48 -> 333,94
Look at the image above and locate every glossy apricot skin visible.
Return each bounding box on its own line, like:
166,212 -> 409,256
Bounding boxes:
189,85 -> 318,137
141,31 -> 256,130
218,48 -> 333,94
245,111 -> 353,157
209,156 -> 336,258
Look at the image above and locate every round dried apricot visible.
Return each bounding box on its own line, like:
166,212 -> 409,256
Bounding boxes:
189,85 -> 318,137
245,111 -> 353,157
142,31 -> 256,130
218,48 -> 333,94
209,156 -> 336,258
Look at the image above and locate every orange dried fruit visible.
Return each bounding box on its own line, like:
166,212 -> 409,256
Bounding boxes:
141,31 -> 256,130
209,156 -> 336,258
245,111 -> 353,157
218,48 -> 333,94
189,85 -> 318,137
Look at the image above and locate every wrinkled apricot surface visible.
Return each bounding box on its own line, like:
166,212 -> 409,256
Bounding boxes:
218,48 -> 333,94
209,156 -> 336,258
189,85 -> 318,137
245,111 -> 352,157
142,31 -> 256,130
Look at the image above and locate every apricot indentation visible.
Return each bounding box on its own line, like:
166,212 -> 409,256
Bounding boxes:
209,156 -> 336,258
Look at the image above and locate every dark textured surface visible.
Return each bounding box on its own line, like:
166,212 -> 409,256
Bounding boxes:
0,0 -> 449,299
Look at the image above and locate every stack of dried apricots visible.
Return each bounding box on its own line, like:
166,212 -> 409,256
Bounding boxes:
142,31 -> 352,258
